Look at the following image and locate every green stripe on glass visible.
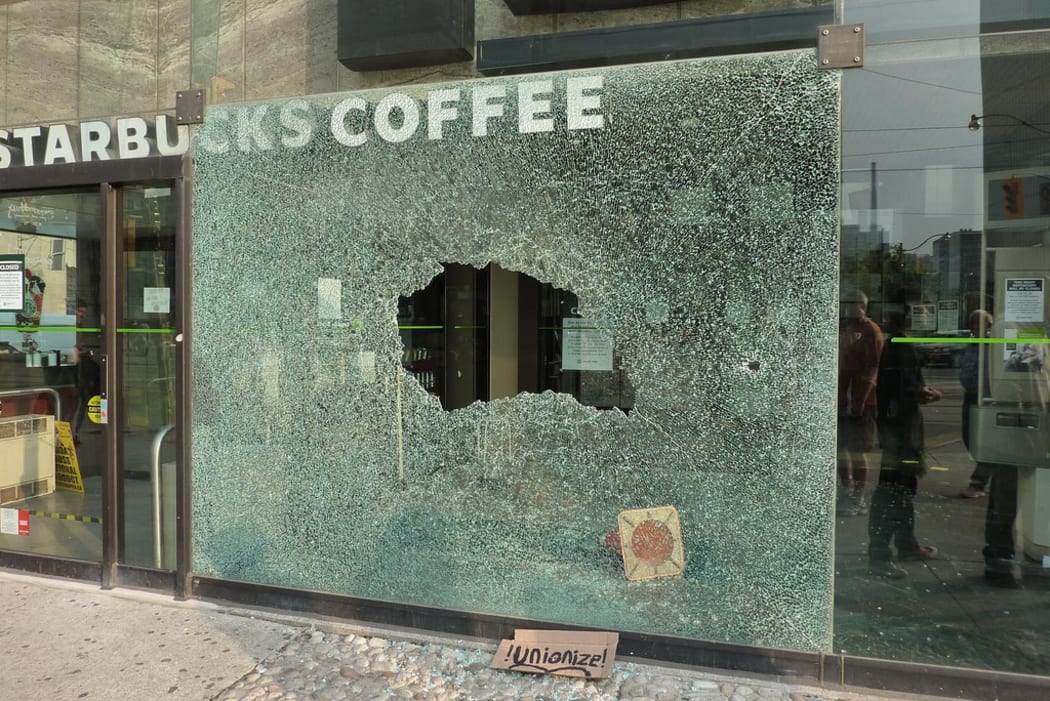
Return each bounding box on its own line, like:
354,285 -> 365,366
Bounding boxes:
893,337 -> 1049,344
0,326 -> 102,332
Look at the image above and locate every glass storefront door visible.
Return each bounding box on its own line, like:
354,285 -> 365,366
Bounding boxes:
0,189 -> 104,561
118,185 -> 178,570
0,183 -> 180,575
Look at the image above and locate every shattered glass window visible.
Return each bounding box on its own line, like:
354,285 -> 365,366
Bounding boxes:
192,51 -> 840,652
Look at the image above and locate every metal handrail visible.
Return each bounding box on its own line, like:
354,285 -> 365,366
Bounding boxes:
0,387 -> 62,421
151,423 -> 176,569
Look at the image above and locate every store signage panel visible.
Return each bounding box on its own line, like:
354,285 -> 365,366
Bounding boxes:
337,0 -> 473,71
196,77 -> 605,154
0,114 -> 189,169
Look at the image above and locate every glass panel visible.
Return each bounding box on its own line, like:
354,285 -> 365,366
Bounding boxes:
192,52 -> 841,651
0,190 -> 103,561
844,0 -> 1050,43
119,184 -> 177,569
843,0 -> 982,42
836,33 -> 1050,674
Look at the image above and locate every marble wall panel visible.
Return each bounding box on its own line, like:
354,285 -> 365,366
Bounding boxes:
79,0 -> 159,120
244,0 -> 338,101
681,0 -> 829,20
159,0 -> 192,112
6,1 -> 78,125
557,4 -> 680,32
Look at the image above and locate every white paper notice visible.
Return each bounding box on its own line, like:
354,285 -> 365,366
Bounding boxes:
562,318 -> 614,371
937,299 -> 958,332
1005,278 -> 1044,323
0,256 -> 24,312
318,278 -> 342,320
143,287 -> 170,314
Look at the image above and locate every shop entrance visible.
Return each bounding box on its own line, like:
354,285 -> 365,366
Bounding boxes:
0,176 -> 186,588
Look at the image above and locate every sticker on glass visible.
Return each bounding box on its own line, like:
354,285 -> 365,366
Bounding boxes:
143,287 -> 171,314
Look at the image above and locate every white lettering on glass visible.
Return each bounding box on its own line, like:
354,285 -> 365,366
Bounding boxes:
237,106 -> 272,152
374,93 -> 420,144
280,100 -> 314,148
472,85 -> 506,137
567,76 -> 604,131
518,81 -> 554,134
195,111 -> 229,154
331,96 -> 369,147
427,89 -> 460,141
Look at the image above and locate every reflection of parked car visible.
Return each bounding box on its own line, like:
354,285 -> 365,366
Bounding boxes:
919,329 -> 970,367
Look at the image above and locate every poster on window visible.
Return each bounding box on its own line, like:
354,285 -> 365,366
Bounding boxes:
1002,328 -> 1047,372
0,254 -> 24,312
1005,278 -> 1044,323
937,299 -> 959,332
562,318 -> 613,371
910,304 -> 936,332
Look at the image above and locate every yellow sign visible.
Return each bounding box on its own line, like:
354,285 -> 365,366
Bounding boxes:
54,421 -> 84,493
87,395 -> 104,424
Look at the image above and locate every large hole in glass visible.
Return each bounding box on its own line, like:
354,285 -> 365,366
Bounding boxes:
398,263 -> 634,412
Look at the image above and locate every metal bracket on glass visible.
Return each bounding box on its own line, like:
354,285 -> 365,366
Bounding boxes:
175,89 -> 206,125
817,24 -> 864,69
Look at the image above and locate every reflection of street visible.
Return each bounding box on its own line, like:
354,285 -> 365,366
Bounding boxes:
834,362 -> 1050,674
921,368 -> 965,451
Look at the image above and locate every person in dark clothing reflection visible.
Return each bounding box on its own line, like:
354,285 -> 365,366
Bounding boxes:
959,310 -> 994,499
72,343 -> 101,445
868,311 -> 942,578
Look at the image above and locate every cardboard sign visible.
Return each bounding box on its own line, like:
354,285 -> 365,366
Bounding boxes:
617,505 -> 685,581
54,421 -> 85,493
490,629 -> 618,679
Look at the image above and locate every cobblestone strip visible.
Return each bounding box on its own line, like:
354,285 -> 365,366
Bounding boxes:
213,630 -> 915,701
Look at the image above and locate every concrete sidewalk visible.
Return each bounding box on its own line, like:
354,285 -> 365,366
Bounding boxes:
0,571 -> 966,701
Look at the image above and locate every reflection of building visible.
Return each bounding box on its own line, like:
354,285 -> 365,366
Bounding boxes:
932,228 -> 983,328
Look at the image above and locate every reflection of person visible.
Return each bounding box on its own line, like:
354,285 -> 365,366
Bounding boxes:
71,344 -> 101,444
959,310 -> 993,499
983,323 -> 1048,588
837,289 -> 884,516
868,311 -> 942,578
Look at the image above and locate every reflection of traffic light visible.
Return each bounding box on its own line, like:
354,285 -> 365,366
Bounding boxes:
1003,178 -> 1024,219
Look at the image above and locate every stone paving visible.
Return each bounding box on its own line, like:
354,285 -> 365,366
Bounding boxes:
214,627 -> 949,701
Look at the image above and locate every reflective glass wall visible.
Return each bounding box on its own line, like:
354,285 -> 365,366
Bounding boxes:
834,0 -> 1050,675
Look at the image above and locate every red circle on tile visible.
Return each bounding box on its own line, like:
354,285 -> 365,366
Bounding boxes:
631,519 -> 674,566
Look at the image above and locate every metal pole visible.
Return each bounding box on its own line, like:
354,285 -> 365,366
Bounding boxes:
151,424 -> 176,568
0,387 -> 62,422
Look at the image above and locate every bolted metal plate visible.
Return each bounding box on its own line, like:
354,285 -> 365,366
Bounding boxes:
817,23 -> 864,69
175,89 -> 206,125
